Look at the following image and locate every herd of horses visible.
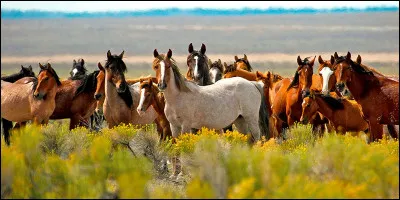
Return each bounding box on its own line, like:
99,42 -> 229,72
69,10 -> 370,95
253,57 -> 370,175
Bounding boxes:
1,44 -> 399,150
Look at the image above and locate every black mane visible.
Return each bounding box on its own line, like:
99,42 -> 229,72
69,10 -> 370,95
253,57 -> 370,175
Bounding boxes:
74,70 -> 100,98
1,66 -> 35,83
287,71 -> 300,91
187,50 -> 211,86
318,94 -> 344,110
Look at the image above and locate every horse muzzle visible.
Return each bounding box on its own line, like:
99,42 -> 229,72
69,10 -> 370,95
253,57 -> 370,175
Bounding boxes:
336,82 -> 345,93
158,82 -> 167,91
300,116 -> 308,124
136,107 -> 146,116
94,93 -> 102,100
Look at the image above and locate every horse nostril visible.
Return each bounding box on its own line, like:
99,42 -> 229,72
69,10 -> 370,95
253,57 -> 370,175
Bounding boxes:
94,94 -> 102,100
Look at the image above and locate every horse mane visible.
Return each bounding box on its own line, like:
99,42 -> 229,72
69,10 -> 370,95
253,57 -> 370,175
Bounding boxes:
287,71 -> 300,91
105,54 -> 128,73
74,70 -> 100,98
316,93 -> 344,110
236,58 -> 253,72
334,56 -> 373,76
224,63 -> 237,74
1,70 -> 28,82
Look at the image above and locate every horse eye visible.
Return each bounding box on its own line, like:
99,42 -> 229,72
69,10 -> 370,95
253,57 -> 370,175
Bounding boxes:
44,77 -> 49,81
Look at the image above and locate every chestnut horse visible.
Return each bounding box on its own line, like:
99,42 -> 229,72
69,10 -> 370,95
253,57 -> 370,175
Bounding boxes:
185,43 -> 211,86
223,62 -> 257,80
333,52 -> 399,142
234,54 -> 253,72
272,56 -> 328,136
300,90 -> 368,134
1,63 -> 61,145
102,50 -> 157,128
49,68 -> 102,130
136,77 -> 172,142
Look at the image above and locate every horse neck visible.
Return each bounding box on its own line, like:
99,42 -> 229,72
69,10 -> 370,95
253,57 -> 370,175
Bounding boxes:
345,72 -> 370,101
229,70 -> 256,81
163,67 -> 183,101
314,96 -> 334,119
104,76 -> 119,103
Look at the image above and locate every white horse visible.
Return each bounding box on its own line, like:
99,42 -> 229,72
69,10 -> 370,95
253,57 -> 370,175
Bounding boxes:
152,49 -> 270,142
102,50 -> 157,128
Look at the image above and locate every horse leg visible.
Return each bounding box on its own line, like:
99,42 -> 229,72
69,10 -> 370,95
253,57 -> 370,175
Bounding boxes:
246,117 -> 261,144
2,118 -> 13,146
69,116 -> 81,130
170,124 -> 182,179
368,119 -> 383,143
386,124 -> 398,139
233,116 -> 249,135
223,124 -> 233,133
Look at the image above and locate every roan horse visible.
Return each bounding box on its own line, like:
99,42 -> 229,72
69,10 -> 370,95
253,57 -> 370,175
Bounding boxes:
186,43 -> 211,86
136,77 -> 172,142
300,90 -> 368,134
102,50 -> 157,129
153,48 -> 270,178
332,52 -> 399,142
1,63 -> 61,145
234,54 -> 253,72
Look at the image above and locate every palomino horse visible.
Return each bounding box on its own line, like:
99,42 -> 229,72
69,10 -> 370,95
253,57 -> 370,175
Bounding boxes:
153,48 -> 270,141
1,65 -> 35,82
49,68 -> 103,130
136,77 -> 172,142
69,59 -> 87,80
153,49 -> 269,179
300,90 -> 368,134
234,54 -> 253,72
185,43 -> 211,86
102,50 -> 157,128
208,59 -> 224,84
1,63 -> 61,145
332,52 -> 399,141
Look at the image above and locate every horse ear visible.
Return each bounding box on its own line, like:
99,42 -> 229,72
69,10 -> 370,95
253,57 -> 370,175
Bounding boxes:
234,55 -> 239,62
21,65 -> 24,70
223,62 -> 228,68
297,56 -> 302,66
97,62 -> 104,71
255,71 -> 263,79
346,52 -> 351,61
218,59 -> 222,65
244,54 -> 248,61
153,49 -> 159,58
330,55 -> 335,65
47,63 -> 52,68
73,59 -> 77,66
80,58 -> 85,66
119,50 -> 125,59
334,52 -> 339,59
28,65 -> 33,71
107,50 -> 112,59
310,90 -> 315,99
167,49 -> 172,59
309,56 -> 316,67
200,43 -> 206,54
208,58 -> 212,66
356,55 -> 362,64
188,43 -> 194,53
318,55 -> 324,64
149,77 -> 153,85
39,63 -> 45,69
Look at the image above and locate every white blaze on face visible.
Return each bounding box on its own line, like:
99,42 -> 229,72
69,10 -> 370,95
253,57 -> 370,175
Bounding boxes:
210,68 -> 218,83
137,88 -> 146,115
320,67 -> 334,94
72,68 -> 78,77
194,56 -> 199,77
160,61 -> 165,82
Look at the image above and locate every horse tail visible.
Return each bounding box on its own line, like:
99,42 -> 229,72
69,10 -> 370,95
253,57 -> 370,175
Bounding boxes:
252,82 -> 270,140
1,118 -> 13,146
387,124 -> 398,139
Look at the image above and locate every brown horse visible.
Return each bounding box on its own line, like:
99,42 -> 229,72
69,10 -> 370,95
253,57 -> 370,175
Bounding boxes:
272,56 -> 328,136
136,77 -> 172,141
223,62 -> 257,80
1,63 -> 61,145
234,54 -> 253,72
300,90 -> 368,134
102,50 -> 157,128
333,52 -> 399,142
49,67 -> 102,130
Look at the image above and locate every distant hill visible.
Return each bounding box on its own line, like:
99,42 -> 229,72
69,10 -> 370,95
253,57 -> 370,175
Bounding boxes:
1,6 -> 399,19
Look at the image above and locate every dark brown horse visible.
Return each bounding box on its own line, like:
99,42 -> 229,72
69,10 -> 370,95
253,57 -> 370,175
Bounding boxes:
185,43 -> 211,86
1,65 -> 36,82
333,52 -> 399,142
136,77 -> 172,142
1,63 -> 61,145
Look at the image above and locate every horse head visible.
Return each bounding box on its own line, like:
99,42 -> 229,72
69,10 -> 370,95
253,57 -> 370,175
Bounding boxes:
34,63 -> 61,100
209,59 -> 223,84
234,54 -> 253,72
186,43 -> 209,85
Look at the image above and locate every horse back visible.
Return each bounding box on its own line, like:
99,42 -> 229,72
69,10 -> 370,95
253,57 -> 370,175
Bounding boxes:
1,82 -> 35,122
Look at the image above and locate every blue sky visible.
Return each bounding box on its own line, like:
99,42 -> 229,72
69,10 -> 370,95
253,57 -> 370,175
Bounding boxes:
1,1 -> 398,12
